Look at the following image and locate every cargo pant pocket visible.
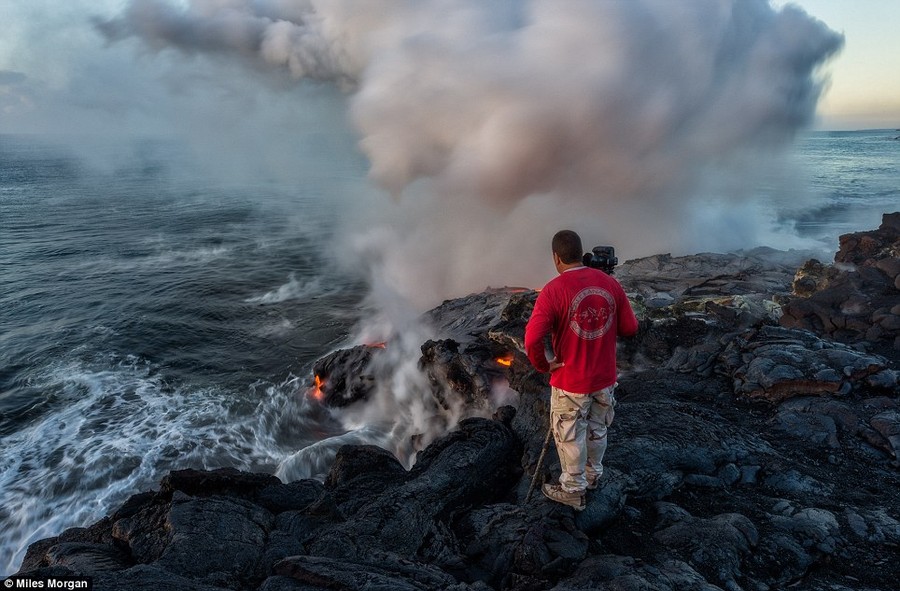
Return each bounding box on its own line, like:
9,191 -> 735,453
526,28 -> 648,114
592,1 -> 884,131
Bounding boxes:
604,394 -> 616,427
554,412 -> 579,443
592,389 -> 616,427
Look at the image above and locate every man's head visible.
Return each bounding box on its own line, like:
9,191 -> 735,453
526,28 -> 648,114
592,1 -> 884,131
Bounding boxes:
551,230 -> 584,273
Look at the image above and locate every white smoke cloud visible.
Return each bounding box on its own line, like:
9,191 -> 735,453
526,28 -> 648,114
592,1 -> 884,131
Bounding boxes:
97,0 -> 842,306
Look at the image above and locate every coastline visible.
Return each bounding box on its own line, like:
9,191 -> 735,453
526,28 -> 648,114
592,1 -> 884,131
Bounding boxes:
7,213 -> 899,590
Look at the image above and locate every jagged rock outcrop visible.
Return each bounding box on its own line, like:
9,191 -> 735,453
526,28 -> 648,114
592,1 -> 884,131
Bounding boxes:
14,216 -> 900,591
781,212 -> 900,350
311,344 -> 384,407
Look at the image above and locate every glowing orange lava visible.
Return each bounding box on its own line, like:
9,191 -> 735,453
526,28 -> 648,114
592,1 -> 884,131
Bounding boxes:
310,374 -> 325,401
496,354 -> 514,367
366,342 -> 387,349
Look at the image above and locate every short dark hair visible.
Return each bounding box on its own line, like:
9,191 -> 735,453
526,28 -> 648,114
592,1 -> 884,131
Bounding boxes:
552,230 -> 583,264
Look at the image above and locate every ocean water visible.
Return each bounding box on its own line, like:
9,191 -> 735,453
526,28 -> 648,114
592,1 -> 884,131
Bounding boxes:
785,130 -> 900,241
0,135 -> 369,574
1,129 -> 898,574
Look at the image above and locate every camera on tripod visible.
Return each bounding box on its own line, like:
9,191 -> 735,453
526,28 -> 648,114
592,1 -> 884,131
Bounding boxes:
582,245 -> 618,274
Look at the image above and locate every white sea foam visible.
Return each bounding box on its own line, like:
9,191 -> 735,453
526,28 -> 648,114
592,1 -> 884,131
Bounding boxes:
245,274 -> 328,304
0,356 -> 316,576
147,246 -> 231,266
66,245 -> 232,276
275,424 -> 389,482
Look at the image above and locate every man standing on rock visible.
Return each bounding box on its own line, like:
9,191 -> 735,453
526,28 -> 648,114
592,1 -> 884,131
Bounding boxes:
525,230 -> 639,510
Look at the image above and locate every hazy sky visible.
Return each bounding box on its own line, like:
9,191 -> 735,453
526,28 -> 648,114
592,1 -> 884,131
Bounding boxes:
774,0 -> 900,129
0,0 -> 897,136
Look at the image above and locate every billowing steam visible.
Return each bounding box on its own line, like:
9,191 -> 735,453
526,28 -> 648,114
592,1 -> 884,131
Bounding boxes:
98,0 -> 844,475
100,0 -> 843,306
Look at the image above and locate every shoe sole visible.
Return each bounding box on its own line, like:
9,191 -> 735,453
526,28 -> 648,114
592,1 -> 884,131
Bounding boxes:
541,489 -> 586,511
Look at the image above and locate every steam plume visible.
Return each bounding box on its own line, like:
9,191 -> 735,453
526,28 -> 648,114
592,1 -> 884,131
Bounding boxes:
100,0 -> 842,306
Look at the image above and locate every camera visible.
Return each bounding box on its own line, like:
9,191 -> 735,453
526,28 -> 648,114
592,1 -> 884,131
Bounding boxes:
583,245 -> 618,274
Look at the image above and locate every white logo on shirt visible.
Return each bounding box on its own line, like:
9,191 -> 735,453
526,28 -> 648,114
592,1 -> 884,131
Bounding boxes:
568,287 -> 615,340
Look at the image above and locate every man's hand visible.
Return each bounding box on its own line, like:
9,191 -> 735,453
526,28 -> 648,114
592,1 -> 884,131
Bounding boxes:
548,357 -> 565,372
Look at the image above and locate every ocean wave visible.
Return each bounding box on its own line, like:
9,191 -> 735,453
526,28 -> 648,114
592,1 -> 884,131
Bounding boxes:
275,424 -> 388,482
0,356 -> 315,576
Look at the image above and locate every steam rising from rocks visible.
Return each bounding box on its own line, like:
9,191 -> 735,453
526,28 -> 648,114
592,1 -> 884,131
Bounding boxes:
99,2 -> 844,468
100,0 -> 843,306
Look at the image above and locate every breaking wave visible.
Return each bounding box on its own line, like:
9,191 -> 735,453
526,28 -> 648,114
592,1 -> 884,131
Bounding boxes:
0,355 -> 323,575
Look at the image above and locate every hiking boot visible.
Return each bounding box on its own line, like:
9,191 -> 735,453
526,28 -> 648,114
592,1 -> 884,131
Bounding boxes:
542,483 -> 585,511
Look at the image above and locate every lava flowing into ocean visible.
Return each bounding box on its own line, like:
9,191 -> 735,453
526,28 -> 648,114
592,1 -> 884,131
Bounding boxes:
310,374 -> 325,401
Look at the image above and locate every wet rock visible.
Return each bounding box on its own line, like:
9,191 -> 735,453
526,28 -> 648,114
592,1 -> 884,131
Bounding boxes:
836,213 -> 900,267
631,315 -> 719,369
311,344 -> 383,407
425,288 -> 534,343
553,555 -> 721,591
319,444 -> 408,515
771,396 -> 873,455
749,504 -> 843,587
652,511 -> 758,590
161,467 -> 281,501
616,249 -> 810,302
257,575 -> 324,591
93,564 -> 235,591
273,552 -> 486,591
41,542 -> 132,574
781,213 -> 900,348
303,415 -> 521,560
869,410 -> 900,459
608,392 -> 774,502
719,463 -> 741,486
15,219 -> 900,591
452,503 -> 588,588
153,494 -> 274,584
111,495 -> 172,564
843,508 -> 900,545
255,480 -> 324,515
575,468 -> 630,534
419,337 -> 509,407
793,258 -> 840,297
763,469 -> 830,495
719,326 -> 889,403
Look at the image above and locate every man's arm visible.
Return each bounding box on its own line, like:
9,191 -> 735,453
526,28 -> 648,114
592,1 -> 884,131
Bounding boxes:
525,291 -> 553,373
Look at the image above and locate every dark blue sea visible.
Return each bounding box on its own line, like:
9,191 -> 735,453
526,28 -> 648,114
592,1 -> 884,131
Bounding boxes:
1,129 -> 898,573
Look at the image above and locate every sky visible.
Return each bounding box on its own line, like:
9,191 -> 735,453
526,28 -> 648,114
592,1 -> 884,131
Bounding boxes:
0,0 -> 898,136
773,0 -> 900,129
0,1 -> 896,136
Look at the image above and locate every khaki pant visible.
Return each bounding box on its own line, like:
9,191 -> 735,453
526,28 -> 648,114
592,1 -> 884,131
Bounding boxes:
550,384 -> 616,493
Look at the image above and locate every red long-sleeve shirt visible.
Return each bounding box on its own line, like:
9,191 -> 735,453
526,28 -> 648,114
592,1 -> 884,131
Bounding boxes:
525,266 -> 638,393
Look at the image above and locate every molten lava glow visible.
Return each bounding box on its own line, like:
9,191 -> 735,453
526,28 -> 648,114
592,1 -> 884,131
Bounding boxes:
310,374 -> 325,401
366,342 -> 387,349
496,354 -> 514,367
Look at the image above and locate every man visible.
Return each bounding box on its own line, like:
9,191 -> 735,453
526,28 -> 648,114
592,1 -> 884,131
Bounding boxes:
525,230 -> 638,510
